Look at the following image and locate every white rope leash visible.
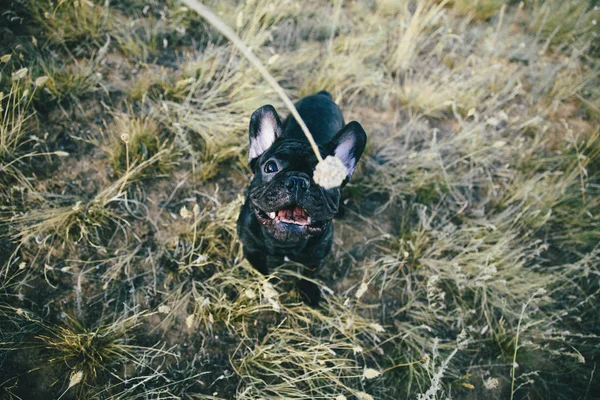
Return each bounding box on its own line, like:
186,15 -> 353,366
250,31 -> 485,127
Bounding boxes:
180,0 -> 323,162
179,1 -> 349,189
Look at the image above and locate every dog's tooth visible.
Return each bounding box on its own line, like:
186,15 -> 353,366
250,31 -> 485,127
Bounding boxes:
307,217 -> 312,224
268,212 -> 276,219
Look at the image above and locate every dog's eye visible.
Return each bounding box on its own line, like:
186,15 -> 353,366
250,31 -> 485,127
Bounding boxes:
264,161 -> 278,173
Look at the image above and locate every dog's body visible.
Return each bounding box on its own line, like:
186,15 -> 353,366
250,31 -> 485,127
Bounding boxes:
237,91 -> 366,304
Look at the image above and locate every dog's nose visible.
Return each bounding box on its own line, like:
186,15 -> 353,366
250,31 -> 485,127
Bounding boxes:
285,176 -> 309,191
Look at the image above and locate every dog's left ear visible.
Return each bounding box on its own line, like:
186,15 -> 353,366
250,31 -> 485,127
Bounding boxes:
328,121 -> 367,183
248,105 -> 283,171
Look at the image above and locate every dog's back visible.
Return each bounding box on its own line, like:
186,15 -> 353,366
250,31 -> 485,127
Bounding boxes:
282,90 -> 345,145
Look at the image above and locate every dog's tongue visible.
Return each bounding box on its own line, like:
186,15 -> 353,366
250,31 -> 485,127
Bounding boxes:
278,206 -> 309,225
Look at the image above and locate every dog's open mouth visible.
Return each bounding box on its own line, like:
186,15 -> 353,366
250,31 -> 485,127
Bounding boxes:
252,202 -> 330,236
256,205 -> 312,226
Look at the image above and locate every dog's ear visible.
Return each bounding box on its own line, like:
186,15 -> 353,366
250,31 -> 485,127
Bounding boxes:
248,105 -> 283,170
328,121 -> 367,183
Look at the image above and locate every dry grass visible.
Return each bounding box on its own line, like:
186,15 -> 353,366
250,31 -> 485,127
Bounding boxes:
1,0 -> 599,399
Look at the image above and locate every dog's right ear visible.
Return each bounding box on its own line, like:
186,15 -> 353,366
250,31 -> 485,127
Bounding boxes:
248,105 -> 283,171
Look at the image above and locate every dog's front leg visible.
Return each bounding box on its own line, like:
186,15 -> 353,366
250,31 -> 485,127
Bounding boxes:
294,261 -> 323,307
244,249 -> 270,275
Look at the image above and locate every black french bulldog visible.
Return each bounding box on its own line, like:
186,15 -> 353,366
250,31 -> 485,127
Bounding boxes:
237,90 -> 367,306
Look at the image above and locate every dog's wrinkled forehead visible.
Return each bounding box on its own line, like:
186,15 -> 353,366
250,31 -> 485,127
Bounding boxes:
263,139 -> 320,170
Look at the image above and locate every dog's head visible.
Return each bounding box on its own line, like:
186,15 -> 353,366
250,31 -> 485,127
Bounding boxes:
246,105 -> 366,242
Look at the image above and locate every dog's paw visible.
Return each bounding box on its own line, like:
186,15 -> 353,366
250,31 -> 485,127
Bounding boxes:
297,279 -> 321,308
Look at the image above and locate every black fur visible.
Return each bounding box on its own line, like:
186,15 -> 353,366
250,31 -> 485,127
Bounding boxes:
237,91 -> 366,305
